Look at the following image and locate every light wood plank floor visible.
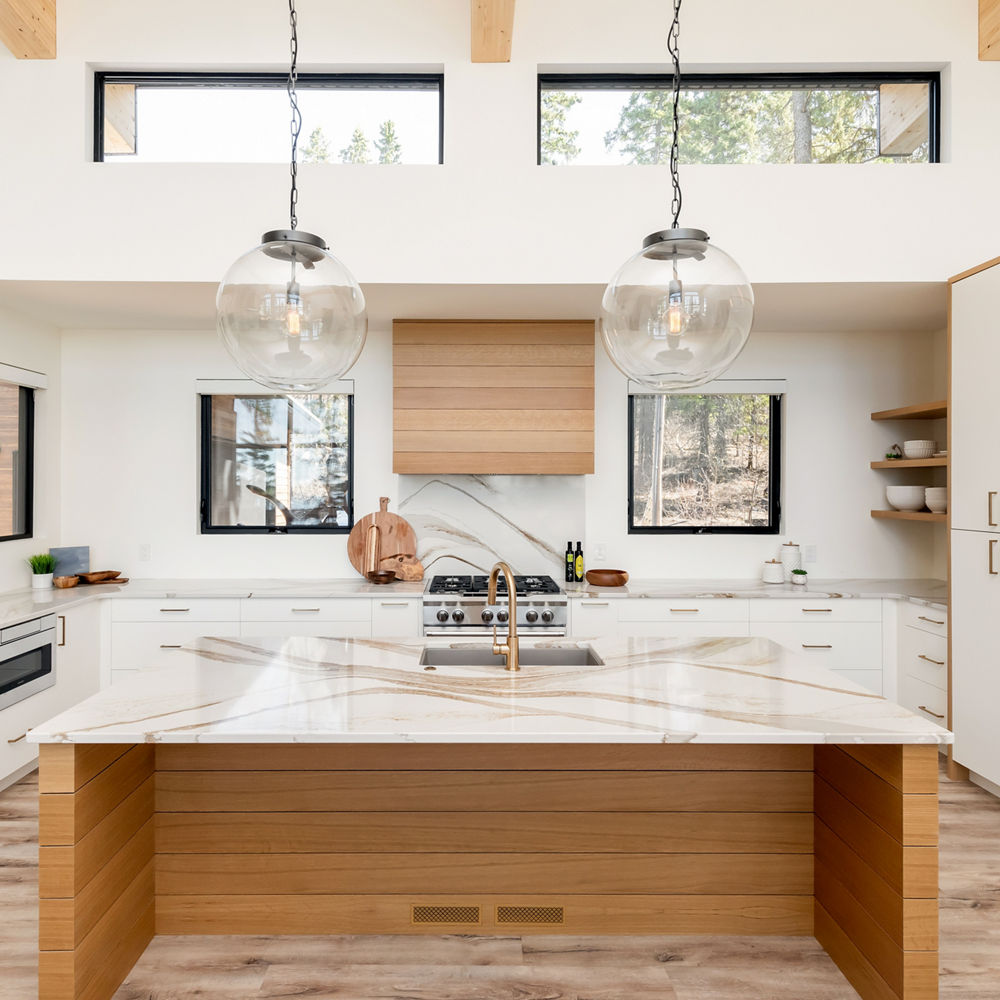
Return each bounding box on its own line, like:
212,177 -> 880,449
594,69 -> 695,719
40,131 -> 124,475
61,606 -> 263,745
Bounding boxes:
1,763 -> 997,1000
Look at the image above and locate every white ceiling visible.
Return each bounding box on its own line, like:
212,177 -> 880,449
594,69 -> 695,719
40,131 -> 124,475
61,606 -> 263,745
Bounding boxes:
0,279 -> 947,334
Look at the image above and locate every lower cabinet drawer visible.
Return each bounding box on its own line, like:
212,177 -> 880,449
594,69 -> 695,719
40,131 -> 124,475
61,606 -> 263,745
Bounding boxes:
751,623 -> 883,670
618,599 -> 749,623
899,626 -> 947,692
901,674 -> 947,724
571,601 -> 620,636
900,602 -> 948,638
111,622 -> 239,671
749,599 -> 882,623
241,599 -> 372,624
238,621 -> 372,639
371,599 -> 422,637
112,598 -> 242,622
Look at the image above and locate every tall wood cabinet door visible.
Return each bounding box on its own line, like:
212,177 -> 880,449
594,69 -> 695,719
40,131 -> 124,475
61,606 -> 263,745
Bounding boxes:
951,528 -> 1000,785
951,263 -> 1000,531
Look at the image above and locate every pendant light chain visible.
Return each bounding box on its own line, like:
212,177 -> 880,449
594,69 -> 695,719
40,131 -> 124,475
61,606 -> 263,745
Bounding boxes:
668,0 -> 683,229
287,0 -> 302,231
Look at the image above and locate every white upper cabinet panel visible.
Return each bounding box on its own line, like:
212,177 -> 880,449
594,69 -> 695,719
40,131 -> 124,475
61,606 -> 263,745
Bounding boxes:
951,261 -> 1000,533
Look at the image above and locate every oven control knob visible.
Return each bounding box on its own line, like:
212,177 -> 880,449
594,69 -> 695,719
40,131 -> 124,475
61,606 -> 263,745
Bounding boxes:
496,610 -> 509,623
541,609 -> 555,623
451,609 -> 465,623
436,609 -> 450,622
481,609 -> 494,623
525,610 -> 539,623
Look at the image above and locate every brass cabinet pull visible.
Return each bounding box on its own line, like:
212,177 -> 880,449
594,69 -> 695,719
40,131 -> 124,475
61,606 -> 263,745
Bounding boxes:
291,608 -> 321,613
7,733 -> 26,744
992,539 -> 999,577
670,608 -> 701,613
802,644 -> 833,649
802,608 -> 833,613
379,602 -> 409,607
160,608 -> 190,613
990,491 -> 998,528
582,601 -> 610,607
57,615 -> 66,647
917,616 -> 945,626
918,705 -> 945,720
918,654 -> 945,666
159,644 -> 182,649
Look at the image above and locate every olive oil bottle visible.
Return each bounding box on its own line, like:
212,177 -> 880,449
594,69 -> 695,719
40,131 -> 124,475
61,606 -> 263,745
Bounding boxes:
565,542 -> 574,583
574,541 -> 584,583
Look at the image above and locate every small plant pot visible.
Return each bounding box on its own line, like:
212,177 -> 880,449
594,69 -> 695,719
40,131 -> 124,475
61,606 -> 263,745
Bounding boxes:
32,573 -> 53,590
791,573 -> 808,587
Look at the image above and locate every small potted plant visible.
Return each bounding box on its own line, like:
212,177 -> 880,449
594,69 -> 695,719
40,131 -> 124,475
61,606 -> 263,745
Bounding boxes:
28,553 -> 56,590
791,568 -> 808,587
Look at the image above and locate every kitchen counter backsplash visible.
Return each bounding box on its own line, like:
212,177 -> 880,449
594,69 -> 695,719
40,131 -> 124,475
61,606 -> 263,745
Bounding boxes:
397,474 -> 585,578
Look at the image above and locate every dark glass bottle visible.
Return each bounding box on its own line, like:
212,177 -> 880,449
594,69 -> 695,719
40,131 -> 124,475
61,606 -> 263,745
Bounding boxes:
574,541 -> 584,583
565,542 -> 574,583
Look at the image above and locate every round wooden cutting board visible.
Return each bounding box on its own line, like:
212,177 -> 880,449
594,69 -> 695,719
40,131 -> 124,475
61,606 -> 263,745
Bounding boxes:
347,497 -> 419,577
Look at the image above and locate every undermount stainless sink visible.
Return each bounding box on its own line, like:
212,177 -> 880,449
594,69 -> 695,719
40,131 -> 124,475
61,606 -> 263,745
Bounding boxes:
419,646 -> 604,668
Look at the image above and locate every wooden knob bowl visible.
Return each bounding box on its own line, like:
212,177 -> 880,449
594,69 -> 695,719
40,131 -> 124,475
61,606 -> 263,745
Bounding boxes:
584,569 -> 629,588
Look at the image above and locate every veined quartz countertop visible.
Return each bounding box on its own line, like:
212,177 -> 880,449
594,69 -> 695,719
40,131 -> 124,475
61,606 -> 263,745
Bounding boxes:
565,577 -> 947,609
28,635 -> 952,747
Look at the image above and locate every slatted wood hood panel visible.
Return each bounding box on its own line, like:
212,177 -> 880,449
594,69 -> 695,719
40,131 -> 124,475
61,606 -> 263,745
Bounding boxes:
393,320 -> 595,474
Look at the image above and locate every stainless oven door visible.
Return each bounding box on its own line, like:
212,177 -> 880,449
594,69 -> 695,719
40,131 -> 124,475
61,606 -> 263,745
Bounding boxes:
0,626 -> 56,712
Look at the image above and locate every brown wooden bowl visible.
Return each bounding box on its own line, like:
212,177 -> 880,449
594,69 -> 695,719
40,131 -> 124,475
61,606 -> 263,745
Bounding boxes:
53,575 -> 80,589
585,569 -> 629,588
79,570 -> 121,583
366,570 -> 397,585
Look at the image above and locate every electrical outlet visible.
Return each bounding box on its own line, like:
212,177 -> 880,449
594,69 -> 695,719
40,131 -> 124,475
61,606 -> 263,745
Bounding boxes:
803,545 -> 817,564
594,543 -> 607,563
139,544 -> 151,562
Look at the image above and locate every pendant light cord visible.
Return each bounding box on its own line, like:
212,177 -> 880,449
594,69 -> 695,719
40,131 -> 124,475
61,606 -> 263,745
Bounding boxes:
287,0 -> 302,231
668,0 -> 682,229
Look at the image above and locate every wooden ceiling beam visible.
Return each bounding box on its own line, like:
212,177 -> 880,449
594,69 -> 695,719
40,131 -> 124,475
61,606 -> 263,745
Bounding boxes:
982,0 -> 1000,59
878,83 -> 929,157
471,0 -> 515,63
0,0 -> 55,59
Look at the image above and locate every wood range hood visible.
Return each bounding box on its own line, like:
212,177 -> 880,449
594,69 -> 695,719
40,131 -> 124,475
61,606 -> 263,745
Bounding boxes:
392,319 -> 595,475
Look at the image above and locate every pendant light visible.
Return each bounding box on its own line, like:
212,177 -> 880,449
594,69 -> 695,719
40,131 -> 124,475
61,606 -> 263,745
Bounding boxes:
600,0 -> 753,391
217,0 -> 367,392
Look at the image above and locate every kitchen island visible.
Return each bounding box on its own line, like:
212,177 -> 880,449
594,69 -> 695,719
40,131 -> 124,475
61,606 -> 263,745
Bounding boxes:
28,634 -> 951,1000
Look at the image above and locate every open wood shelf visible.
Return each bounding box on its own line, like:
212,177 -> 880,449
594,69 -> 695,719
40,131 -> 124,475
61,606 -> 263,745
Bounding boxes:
870,400 -> 948,421
870,457 -> 949,469
870,509 -> 947,523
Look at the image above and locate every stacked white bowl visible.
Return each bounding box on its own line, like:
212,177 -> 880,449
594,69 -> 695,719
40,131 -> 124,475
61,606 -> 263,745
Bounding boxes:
903,440 -> 936,460
925,487 -> 948,513
886,486 -> 927,511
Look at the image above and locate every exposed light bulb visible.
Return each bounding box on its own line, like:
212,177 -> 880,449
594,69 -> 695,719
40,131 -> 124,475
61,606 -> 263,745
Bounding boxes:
286,279 -> 301,337
667,278 -> 687,336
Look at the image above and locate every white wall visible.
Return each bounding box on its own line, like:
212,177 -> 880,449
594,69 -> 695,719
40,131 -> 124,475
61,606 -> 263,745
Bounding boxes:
60,323 -> 945,581
0,308 -> 61,591
0,0 -> 997,286
587,327 -> 948,580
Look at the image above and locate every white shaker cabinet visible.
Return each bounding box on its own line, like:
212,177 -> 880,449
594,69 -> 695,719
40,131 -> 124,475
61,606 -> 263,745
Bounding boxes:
951,529 -> 1000,784
951,260 -> 1000,533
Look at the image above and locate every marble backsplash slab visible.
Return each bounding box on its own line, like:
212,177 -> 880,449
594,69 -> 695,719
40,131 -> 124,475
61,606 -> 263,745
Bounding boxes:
397,475 -> 585,577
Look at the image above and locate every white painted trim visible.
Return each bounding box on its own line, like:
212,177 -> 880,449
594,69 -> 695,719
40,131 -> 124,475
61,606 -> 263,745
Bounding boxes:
195,378 -> 355,396
0,363 -> 48,390
970,771 -> 1000,800
0,757 -> 37,793
627,378 -> 787,396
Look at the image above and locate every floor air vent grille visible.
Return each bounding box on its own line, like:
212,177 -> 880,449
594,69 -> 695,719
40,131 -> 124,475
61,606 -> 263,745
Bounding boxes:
411,905 -> 481,925
496,905 -> 565,925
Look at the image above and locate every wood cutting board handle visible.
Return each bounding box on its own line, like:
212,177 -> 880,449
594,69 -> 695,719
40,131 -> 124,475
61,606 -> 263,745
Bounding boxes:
380,497 -> 390,513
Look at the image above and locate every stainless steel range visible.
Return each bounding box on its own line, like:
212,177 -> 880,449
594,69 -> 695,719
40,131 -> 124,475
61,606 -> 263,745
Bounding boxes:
423,574 -> 567,636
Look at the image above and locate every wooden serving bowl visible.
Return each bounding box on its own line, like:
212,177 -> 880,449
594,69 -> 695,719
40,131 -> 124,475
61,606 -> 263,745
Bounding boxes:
366,570 -> 397,585
79,571 -> 121,583
53,575 -> 80,589
585,569 -> 629,588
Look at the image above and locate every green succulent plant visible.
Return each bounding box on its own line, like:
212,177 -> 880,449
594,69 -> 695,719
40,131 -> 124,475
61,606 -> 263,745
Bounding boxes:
27,553 -> 56,575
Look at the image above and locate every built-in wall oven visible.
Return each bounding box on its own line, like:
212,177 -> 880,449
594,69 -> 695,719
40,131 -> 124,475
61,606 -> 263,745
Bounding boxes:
0,614 -> 56,712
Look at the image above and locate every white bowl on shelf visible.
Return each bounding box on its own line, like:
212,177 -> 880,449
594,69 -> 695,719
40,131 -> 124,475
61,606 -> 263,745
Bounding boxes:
925,487 -> 948,514
886,486 -> 927,511
903,440 -> 936,460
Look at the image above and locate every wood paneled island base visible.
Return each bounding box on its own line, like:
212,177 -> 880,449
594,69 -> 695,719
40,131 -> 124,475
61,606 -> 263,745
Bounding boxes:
36,742 -> 940,1000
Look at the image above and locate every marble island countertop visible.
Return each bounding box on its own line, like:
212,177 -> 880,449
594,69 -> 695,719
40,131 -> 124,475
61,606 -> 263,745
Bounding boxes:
28,635 -> 952,747
565,577 -> 948,609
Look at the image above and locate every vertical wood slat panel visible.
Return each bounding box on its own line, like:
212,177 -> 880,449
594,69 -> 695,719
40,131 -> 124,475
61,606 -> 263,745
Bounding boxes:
392,319 -> 595,474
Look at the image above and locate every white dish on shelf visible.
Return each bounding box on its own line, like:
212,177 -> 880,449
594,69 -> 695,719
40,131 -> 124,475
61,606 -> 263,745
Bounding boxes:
886,485 -> 927,511
925,487 -> 948,514
903,440 -> 936,460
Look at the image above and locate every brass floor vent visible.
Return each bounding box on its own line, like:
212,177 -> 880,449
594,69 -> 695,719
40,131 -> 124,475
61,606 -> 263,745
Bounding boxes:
411,905 -> 481,925
496,905 -> 565,925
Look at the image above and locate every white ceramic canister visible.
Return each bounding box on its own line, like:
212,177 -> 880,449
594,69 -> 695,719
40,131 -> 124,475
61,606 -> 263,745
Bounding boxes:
780,542 -> 802,582
762,560 -> 785,584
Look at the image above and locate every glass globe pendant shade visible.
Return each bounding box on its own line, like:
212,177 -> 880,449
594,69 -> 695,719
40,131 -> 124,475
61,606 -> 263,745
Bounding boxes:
600,228 -> 754,391
217,229 -> 367,393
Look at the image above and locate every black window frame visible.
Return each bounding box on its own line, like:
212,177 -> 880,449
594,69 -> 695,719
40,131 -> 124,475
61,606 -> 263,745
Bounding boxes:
0,386 -> 34,544
627,392 -> 782,536
95,71 -> 445,164
199,392 -> 355,536
537,71 -> 941,165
